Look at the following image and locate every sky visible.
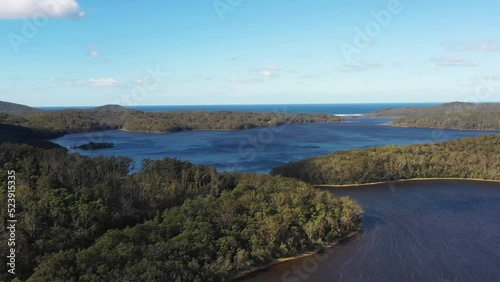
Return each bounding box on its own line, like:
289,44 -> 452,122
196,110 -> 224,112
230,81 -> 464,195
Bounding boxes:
0,0 -> 499,106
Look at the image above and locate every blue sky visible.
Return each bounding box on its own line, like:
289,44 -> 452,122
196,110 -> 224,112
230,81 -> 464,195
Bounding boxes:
0,0 -> 499,106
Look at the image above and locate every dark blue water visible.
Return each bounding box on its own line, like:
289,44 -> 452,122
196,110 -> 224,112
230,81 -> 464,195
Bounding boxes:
241,180 -> 500,282
39,103 -> 439,114
52,118 -> 499,173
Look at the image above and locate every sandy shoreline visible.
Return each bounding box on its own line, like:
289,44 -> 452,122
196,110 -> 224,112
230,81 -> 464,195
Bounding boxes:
382,123 -> 500,132
231,231 -> 360,281
314,178 -> 500,188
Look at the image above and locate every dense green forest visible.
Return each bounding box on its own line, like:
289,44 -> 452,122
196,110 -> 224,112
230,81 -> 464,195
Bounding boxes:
272,135 -> 500,185
0,143 -> 362,281
0,123 -> 63,149
0,101 -> 343,135
71,142 -> 115,150
0,101 -> 42,116
370,102 -> 500,130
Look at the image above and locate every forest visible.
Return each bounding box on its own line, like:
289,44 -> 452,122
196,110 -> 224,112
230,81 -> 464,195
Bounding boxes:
0,143 -> 362,281
71,142 -> 115,150
370,102 -> 500,130
272,135 -> 500,185
0,101 -> 344,135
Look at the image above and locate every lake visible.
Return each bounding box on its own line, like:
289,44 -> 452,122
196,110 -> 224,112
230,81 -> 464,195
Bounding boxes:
52,118 -> 499,173
239,180 -> 500,282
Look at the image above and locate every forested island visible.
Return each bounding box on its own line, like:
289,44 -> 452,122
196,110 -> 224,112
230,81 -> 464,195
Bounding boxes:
71,142 -> 115,150
272,135 -> 500,185
371,102 -> 500,130
0,143 -> 362,281
0,101 -> 344,136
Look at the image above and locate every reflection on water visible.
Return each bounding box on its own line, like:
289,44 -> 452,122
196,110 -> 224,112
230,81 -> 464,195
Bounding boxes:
240,180 -> 500,282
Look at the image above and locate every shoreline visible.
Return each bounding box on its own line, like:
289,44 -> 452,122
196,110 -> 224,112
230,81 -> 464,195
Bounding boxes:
314,178 -> 500,188
231,231 -> 360,281
383,123 -> 500,132
116,121 -> 346,134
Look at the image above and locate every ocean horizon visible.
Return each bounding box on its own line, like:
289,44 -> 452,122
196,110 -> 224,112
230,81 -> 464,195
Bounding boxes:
39,102 -> 441,115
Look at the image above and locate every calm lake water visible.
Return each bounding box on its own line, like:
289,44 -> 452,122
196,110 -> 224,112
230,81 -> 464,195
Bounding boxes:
240,180 -> 500,282
52,118 -> 499,173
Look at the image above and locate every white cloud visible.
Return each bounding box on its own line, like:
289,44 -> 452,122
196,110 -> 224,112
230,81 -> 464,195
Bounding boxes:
252,66 -> 280,77
428,56 -> 477,67
479,74 -> 500,81
478,43 -> 498,52
260,70 -> 272,77
227,77 -> 262,84
0,0 -> 84,19
86,43 -> 99,56
442,42 -> 499,52
89,50 -> 99,57
66,78 -> 121,87
337,60 -> 383,73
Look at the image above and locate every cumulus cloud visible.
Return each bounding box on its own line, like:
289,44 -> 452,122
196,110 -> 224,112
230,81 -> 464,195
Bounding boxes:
66,78 -> 121,87
0,0 -> 85,19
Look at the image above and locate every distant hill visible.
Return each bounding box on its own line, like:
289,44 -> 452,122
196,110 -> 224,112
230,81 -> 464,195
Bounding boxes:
369,102 -> 500,130
0,100 -> 343,135
369,102 -> 499,118
0,100 -> 43,115
91,104 -> 134,112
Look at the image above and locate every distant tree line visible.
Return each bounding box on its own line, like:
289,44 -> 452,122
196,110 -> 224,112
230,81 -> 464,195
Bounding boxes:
369,102 -> 500,130
392,111 -> 500,130
70,142 -> 114,150
0,143 -> 362,281
272,135 -> 500,184
0,104 -> 344,135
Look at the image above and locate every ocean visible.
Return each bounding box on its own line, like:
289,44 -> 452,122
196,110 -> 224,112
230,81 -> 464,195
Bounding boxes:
39,103 -> 440,114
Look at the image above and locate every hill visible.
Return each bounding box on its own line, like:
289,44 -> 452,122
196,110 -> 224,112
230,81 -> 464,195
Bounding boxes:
0,101 -> 344,135
91,104 -> 134,112
369,102 -> 500,130
0,100 -> 43,115
271,135 -> 500,185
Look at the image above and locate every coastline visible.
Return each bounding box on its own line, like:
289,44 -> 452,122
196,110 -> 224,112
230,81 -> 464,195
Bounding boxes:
116,121 -> 345,134
382,123 -> 500,132
231,231 -> 360,281
314,178 -> 500,188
